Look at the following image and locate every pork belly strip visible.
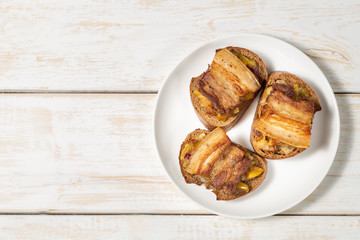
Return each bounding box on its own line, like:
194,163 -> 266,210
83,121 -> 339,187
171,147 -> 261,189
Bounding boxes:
253,116 -> 310,148
198,49 -> 261,113
198,139 -> 231,177
211,146 -> 250,192
199,68 -> 241,112
213,48 -> 260,92
267,90 -> 314,124
186,127 -> 231,175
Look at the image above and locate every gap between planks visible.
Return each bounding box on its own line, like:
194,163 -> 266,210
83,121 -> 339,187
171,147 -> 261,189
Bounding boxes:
0,89 -> 360,95
0,212 -> 358,217
0,90 -> 158,94
0,90 -> 358,95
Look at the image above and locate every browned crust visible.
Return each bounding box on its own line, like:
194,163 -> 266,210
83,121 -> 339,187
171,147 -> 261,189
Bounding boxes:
190,47 -> 268,131
250,71 -> 321,159
179,129 -> 267,200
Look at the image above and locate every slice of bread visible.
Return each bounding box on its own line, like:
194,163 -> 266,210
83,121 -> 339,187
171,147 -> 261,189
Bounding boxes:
190,47 -> 268,131
250,71 -> 321,159
179,128 -> 267,200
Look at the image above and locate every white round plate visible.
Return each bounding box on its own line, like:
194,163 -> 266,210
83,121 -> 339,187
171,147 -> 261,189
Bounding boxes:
153,34 -> 340,219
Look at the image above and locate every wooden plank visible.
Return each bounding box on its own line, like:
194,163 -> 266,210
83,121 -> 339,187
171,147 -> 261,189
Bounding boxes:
0,94 -> 358,214
0,0 -> 359,92
0,215 -> 359,239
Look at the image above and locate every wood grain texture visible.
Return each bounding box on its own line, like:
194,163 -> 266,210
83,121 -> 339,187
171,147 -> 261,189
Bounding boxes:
0,215 -> 359,239
0,0 -> 359,92
0,94 -> 358,214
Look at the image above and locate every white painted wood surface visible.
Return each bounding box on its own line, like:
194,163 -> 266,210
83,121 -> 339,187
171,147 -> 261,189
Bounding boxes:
0,0 -> 359,238
0,94 -> 357,215
0,215 -> 359,239
0,0 -> 359,92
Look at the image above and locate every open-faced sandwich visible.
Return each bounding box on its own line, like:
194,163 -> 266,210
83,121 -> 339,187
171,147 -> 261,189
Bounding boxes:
190,47 -> 268,131
251,71 -> 322,159
179,127 -> 267,200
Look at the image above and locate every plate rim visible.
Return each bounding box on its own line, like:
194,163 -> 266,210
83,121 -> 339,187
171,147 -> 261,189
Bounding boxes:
153,33 -> 340,219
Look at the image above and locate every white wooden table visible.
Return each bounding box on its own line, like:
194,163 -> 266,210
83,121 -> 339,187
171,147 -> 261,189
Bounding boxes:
0,0 -> 359,239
